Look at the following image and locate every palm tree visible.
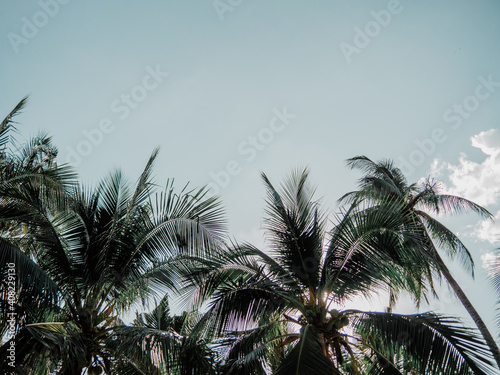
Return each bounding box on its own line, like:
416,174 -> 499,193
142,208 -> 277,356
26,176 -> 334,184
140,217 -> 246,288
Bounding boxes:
0,96 -> 75,232
0,96 -> 74,182
339,155 -> 500,370
177,169 -> 495,374
0,97 -> 76,344
0,149 -> 226,374
108,294 -> 220,374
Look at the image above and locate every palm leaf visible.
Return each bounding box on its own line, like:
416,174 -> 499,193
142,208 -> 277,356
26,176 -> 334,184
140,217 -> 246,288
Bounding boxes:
0,97 -> 27,150
418,191 -> 492,218
107,325 -> 218,375
0,321 -> 86,374
353,311 -> 496,375
218,321 -> 288,375
418,210 -> 475,276
322,199 -> 429,303
0,239 -> 60,335
261,169 -> 324,291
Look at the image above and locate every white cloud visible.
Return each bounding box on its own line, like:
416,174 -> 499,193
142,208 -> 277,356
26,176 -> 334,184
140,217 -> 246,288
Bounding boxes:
481,252 -> 495,271
481,251 -> 500,275
471,129 -> 500,156
474,210 -> 500,244
430,129 -> 500,207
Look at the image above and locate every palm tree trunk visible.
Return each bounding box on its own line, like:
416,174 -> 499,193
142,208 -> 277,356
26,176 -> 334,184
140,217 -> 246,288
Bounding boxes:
436,254 -> 500,369
318,332 -> 330,357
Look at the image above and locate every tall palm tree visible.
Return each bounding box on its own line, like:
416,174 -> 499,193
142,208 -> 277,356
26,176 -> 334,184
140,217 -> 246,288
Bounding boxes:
339,155 -> 500,370
177,169 -> 495,374
0,149 -> 226,374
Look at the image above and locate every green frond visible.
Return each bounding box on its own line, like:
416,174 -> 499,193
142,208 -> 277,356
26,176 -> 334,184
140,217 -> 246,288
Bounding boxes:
0,321 -> 86,374
218,320 -> 288,375
107,326 -> 218,375
323,199 -> 430,302
261,170 -> 325,291
420,193 -> 492,218
0,97 -> 28,146
0,239 -> 60,335
418,210 -> 475,277
353,311 -> 496,375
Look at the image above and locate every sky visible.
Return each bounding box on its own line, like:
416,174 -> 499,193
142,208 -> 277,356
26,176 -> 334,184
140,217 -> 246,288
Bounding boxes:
1,0 -> 500,334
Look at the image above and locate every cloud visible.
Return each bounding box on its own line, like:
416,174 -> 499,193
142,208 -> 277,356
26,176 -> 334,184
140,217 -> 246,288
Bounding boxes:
471,129 -> 500,156
430,129 -> 500,206
474,210 -> 500,244
481,252 -> 497,274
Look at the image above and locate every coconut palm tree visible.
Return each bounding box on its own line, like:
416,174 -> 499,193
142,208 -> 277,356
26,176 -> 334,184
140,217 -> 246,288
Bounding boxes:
0,97 -> 76,344
177,169 -> 495,374
107,293 -> 220,374
0,96 -> 75,231
0,96 -> 75,182
339,155 -> 500,370
0,149 -> 226,374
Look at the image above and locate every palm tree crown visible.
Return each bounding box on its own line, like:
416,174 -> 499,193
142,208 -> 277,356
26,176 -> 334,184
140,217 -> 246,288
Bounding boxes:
0,148 -> 225,374
340,155 -> 500,371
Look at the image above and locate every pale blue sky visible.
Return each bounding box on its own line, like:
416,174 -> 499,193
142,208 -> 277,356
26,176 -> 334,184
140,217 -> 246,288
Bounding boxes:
1,0 -> 500,332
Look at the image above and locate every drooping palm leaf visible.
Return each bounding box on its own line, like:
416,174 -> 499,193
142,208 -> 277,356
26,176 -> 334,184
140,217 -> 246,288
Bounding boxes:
417,210 -> 475,275
107,325 -> 218,375
0,239 -> 60,336
353,311 -> 496,375
322,199 -> 432,304
218,320 -> 288,375
0,321 -> 86,374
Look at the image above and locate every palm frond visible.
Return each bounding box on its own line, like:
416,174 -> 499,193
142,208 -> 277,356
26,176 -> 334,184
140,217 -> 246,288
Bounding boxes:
486,250 -> 500,337
417,189 -> 492,219
323,199 -> 429,303
418,210 -> 475,276
261,169 -> 324,291
218,320 -> 288,375
0,97 -> 27,149
353,311 -> 496,375
0,321 -> 86,374
107,325 -> 218,375
0,239 -> 60,335
195,270 -> 293,337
